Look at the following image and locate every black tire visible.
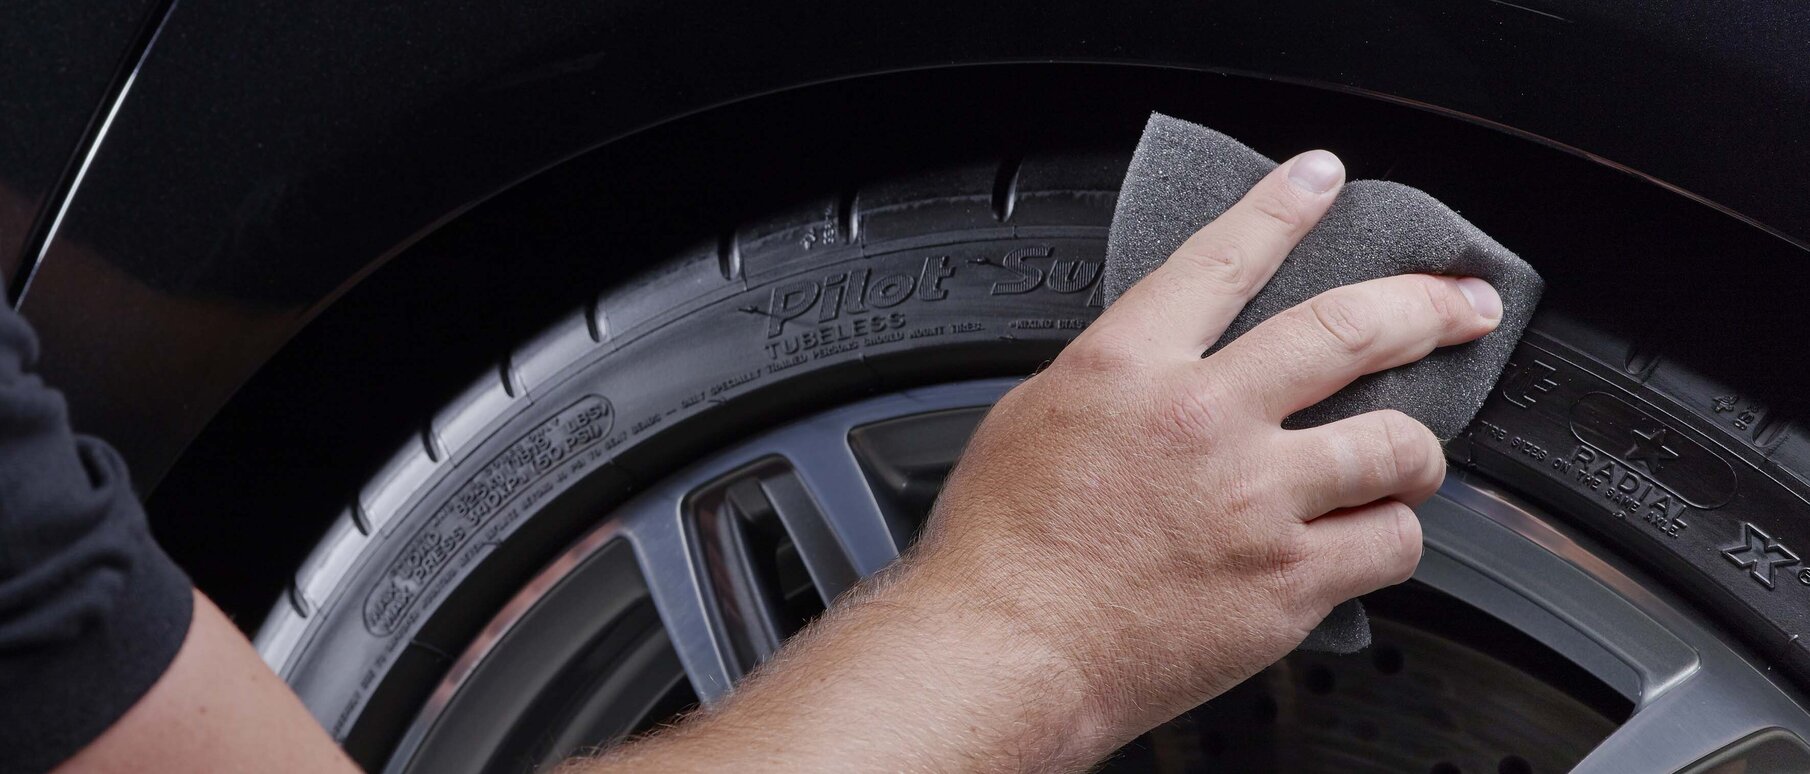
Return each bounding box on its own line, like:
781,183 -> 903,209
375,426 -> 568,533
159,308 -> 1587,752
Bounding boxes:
257,149 -> 1810,766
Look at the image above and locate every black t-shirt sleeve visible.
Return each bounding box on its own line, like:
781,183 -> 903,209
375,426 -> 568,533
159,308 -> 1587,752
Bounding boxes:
0,303 -> 194,774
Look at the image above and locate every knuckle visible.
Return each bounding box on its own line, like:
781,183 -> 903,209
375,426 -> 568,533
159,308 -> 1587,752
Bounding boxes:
1215,462 -> 1265,516
1410,274 -> 1466,331
1059,329 -> 1143,376
1278,533 -> 1313,578
1378,501 -> 1424,584
1245,186 -> 1307,232
1306,292 -> 1378,355
1376,409 -> 1438,485
1158,374 -> 1235,442
991,375 -> 1038,413
1172,236 -> 1255,296
1265,532 -> 1316,610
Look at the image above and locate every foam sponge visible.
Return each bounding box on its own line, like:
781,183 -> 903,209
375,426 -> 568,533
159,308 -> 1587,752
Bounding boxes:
1103,114 -> 1543,653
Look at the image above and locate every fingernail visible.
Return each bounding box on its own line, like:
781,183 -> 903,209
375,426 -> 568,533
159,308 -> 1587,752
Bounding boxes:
1287,150 -> 1343,194
1456,277 -> 1503,321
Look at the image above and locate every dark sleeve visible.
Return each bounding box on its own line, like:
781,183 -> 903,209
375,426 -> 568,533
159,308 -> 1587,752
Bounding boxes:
0,303 -> 194,774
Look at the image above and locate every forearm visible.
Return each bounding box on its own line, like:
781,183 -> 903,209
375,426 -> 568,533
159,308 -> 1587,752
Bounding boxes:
569,553 -> 1110,773
53,592 -> 359,773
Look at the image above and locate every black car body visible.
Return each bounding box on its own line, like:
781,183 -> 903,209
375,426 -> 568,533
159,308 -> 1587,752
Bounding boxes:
8,0 -> 1810,680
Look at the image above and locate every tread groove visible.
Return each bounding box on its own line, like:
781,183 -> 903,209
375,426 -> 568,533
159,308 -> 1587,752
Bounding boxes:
1623,342 -> 1660,379
717,232 -> 743,281
992,157 -> 1023,222
499,358 -> 518,399
350,500 -> 373,535
420,423 -> 443,463
837,189 -> 859,245
583,299 -> 605,343
287,583 -> 311,617
1756,414 -> 1790,448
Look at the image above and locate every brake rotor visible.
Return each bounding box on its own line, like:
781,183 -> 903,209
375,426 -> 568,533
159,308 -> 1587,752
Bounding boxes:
1112,617 -> 1617,773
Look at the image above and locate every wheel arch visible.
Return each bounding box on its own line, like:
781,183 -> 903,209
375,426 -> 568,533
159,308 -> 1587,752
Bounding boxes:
8,2 -> 1797,623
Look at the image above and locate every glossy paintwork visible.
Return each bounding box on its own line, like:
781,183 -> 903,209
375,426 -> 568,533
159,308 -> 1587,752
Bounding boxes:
16,0 -> 1810,488
0,0 -> 156,285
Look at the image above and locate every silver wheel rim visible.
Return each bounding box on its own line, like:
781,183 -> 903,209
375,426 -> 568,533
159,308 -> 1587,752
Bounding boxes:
384,378 -> 1810,773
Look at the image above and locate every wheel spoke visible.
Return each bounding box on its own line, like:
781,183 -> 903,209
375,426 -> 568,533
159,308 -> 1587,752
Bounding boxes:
619,382 -> 1011,703
1417,488 -> 1697,702
1426,479 -> 1810,774
764,416 -> 901,601
1569,669 -> 1799,773
621,489 -> 740,702
388,380 -> 1810,769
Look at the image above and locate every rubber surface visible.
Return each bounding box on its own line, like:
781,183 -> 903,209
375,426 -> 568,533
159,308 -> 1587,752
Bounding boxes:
257,150 -> 1810,765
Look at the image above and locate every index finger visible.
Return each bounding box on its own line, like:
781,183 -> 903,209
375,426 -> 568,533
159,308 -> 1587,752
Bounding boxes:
1208,273 -> 1503,422
1096,150 -> 1346,357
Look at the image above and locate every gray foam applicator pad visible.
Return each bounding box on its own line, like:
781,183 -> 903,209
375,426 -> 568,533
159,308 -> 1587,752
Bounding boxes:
1103,113 -> 1543,653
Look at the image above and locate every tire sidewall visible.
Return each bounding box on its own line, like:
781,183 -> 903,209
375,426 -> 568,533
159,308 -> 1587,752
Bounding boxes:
280,227 -> 1111,744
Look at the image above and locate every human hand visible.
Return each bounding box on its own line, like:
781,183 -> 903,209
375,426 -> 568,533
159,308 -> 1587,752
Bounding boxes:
910,148 -> 1503,755
572,149 -> 1504,774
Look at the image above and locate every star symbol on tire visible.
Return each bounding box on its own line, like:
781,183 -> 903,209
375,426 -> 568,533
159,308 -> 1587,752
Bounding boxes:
1625,426 -> 1680,474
